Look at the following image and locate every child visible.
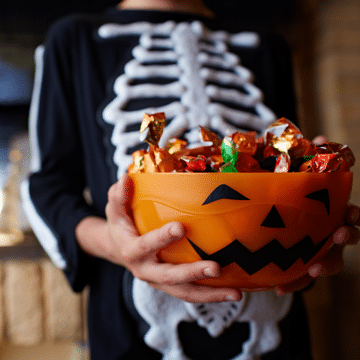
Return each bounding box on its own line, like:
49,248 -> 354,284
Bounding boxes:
21,0 -> 360,359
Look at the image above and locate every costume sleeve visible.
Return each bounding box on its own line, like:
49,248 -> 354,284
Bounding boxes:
21,20 -> 98,292
262,33 -> 298,125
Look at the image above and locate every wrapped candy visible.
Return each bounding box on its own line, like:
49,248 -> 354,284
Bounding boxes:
274,153 -> 291,173
314,143 -> 355,172
220,137 -> 239,173
165,138 -> 188,154
127,113 -> 355,174
206,154 -> 224,172
235,153 -> 262,172
310,153 -> 343,173
230,131 -> 258,157
154,147 -> 184,173
264,117 -> 303,153
128,149 -> 146,173
140,112 -> 166,146
262,145 -> 280,159
199,126 -> 222,147
181,155 -> 207,172
129,113 -> 182,173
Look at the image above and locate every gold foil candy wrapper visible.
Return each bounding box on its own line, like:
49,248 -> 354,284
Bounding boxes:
206,154 -> 224,172
289,138 -> 314,159
128,146 -> 182,173
128,149 -> 146,173
143,146 -> 159,173
298,159 -> 313,172
153,147 -> 184,172
165,138 -> 188,154
230,131 -> 258,157
140,112 -> 166,146
173,145 -> 221,160
199,126 -> 222,147
265,117 -> 303,154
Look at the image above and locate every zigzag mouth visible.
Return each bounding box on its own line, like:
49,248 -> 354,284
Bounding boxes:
188,234 -> 331,275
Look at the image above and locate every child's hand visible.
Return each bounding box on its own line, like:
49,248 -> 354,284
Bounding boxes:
276,203 -> 360,296
105,174 -> 242,303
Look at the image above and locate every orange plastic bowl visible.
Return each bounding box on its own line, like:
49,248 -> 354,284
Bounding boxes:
130,172 -> 353,290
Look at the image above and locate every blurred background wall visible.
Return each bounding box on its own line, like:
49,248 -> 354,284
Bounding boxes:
0,0 -> 359,359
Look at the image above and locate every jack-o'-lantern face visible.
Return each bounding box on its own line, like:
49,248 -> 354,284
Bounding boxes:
130,172 -> 353,289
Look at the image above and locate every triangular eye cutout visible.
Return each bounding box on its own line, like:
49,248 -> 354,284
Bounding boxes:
305,189 -> 330,215
202,184 -> 250,205
261,205 -> 285,228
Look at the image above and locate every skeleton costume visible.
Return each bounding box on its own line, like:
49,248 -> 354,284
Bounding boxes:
21,8 -> 313,360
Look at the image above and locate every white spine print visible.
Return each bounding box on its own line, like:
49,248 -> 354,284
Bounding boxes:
99,21 -> 276,178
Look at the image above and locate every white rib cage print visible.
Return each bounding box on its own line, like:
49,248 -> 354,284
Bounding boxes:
99,21 -> 276,178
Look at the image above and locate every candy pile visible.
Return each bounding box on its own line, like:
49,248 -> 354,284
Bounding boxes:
128,113 -> 355,174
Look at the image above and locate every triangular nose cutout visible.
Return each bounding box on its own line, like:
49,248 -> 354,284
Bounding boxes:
261,205 -> 285,228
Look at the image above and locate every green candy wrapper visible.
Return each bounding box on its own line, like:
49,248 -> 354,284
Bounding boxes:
221,137 -> 239,173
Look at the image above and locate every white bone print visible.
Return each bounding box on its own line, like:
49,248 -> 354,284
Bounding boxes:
133,278 -> 293,360
99,21 -> 276,178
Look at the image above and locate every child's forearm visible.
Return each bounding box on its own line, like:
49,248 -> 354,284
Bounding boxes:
75,216 -> 113,261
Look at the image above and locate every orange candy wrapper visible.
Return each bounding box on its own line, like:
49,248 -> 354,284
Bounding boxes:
128,114 -> 355,174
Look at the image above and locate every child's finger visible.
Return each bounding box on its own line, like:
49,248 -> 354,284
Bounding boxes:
150,282 -> 242,303
332,225 -> 360,246
138,259 -> 222,286
126,222 -> 186,261
106,174 -> 134,226
307,246 -> 344,278
311,135 -> 327,145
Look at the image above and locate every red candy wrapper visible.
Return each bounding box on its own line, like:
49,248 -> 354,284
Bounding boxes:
314,143 -> 355,172
310,153 -> 343,173
181,155 -> 207,172
274,153 -> 291,173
